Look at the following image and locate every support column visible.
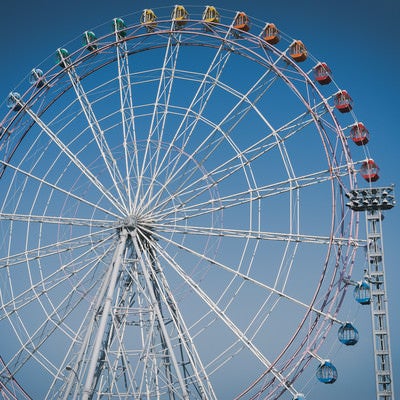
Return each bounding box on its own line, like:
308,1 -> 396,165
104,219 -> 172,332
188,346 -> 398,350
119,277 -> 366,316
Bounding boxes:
366,210 -> 394,400
346,186 -> 395,400
81,229 -> 128,400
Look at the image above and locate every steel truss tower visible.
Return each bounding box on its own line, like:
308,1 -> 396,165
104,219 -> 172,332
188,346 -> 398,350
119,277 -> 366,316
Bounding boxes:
346,186 -> 395,400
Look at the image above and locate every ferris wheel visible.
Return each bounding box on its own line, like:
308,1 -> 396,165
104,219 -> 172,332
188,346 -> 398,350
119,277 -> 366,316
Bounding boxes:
0,5 -> 379,399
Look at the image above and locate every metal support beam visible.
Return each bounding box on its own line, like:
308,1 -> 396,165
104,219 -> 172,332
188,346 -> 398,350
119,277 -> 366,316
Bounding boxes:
346,186 -> 395,400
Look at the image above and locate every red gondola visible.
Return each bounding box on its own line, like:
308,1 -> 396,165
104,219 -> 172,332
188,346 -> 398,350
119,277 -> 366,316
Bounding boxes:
350,122 -> 369,146
313,62 -> 332,85
334,90 -> 352,113
233,12 -> 250,32
289,40 -> 307,62
262,23 -> 279,44
360,159 -> 380,182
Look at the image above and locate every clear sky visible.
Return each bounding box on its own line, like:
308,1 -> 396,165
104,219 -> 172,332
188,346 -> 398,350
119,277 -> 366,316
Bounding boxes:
0,0 -> 399,399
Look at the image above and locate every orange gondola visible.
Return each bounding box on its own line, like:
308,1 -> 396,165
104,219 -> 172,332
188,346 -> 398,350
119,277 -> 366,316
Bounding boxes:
262,23 -> 279,45
334,90 -> 353,113
289,40 -> 307,62
360,159 -> 380,182
350,122 -> 369,146
233,12 -> 250,32
313,62 -> 331,85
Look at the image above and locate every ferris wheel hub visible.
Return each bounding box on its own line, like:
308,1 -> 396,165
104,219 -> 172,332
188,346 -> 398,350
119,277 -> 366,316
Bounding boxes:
122,215 -> 138,230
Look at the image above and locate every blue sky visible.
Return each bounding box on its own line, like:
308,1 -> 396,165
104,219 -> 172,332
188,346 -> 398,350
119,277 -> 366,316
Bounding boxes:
0,0 -> 399,399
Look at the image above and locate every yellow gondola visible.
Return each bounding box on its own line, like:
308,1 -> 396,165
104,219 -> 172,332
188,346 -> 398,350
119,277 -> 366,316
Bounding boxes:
172,5 -> 189,29
202,6 -> 220,23
140,9 -> 157,32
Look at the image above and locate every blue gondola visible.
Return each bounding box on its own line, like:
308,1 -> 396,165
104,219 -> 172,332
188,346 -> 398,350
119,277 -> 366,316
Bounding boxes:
338,322 -> 359,346
29,68 -> 46,88
316,361 -> 337,384
354,280 -> 371,305
6,92 -> 22,112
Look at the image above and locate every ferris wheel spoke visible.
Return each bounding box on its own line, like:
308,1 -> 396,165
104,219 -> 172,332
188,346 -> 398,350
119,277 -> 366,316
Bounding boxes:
116,40 -> 138,213
0,159 -> 121,219
62,62 -> 129,212
154,224 -> 359,247
0,212 -> 115,228
11,97 -> 126,215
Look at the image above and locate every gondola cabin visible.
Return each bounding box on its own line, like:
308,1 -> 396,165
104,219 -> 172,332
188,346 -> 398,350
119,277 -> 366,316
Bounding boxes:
350,122 -> 369,146
334,90 -> 352,113
29,68 -> 46,88
354,280 -> 371,305
289,40 -> 307,62
202,6 -> 220,23
262,23 -> 280,45
360,159 -> 380,182
6,92 -> 22,112
113,18 -> 127,39
313,62 -> 332,85
338,322 -> 359,346
140,9 -> 157,32
316,361 -> 338,384
56,48 -> 70,68
233,12 -> 250,32
83,31 -> 97,52
172,5 -> 188,29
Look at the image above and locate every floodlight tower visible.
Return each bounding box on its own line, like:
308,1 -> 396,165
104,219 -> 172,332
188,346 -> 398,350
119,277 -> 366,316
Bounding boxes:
346,186 -> 395,400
